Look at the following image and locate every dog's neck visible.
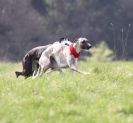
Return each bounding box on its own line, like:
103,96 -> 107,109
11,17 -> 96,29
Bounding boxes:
73,42 -> 81,53
69,43 -> 81,58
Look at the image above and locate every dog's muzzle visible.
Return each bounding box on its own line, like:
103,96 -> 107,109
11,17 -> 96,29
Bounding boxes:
82,43 -> 92,50
88,43 -> 92,49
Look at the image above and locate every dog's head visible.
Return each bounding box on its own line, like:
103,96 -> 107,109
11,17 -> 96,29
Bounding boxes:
76,37 -> 92,50
59,37 -> 71,46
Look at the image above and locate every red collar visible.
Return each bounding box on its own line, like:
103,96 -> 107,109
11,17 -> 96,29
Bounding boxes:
69,43 -> 80,58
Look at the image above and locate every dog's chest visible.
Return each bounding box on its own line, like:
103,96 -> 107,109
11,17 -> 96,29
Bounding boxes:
55,48 -> 76,67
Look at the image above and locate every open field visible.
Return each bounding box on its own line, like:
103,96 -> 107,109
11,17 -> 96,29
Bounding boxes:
0,61 -> 133,123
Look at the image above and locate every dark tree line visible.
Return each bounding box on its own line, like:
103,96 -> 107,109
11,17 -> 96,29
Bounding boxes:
0,0 -> 133,61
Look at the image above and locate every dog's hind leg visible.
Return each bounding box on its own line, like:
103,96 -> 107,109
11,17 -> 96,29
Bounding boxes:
32,65 -> 43,79
33,66 -> 41,79
33,57 -> 50,79
33,64 -> 50,79
46,56 -> 63,74
32,61 -> 39,77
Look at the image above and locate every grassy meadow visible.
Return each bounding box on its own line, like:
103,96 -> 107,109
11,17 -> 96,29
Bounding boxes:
0,61 -> 133,123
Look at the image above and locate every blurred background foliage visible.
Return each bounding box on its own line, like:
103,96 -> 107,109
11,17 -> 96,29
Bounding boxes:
0,0 -> 133,61
89,41 -> 114,62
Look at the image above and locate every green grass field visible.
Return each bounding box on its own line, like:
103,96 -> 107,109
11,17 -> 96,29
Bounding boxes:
0,61 -> 133,123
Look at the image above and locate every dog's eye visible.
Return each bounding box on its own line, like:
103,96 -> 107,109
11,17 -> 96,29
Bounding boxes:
82,40 -> 86,43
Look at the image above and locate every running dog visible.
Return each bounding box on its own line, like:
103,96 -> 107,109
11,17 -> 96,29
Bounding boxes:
33,37 -> 92,78
15,38 -> 71,78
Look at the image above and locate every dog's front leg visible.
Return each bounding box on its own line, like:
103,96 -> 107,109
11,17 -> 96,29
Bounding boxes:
69,59 -> 90,75
70,66 -> 89,75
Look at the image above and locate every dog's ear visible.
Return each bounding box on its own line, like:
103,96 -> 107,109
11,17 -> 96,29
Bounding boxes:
73,38 -> 78,43
59,37 -> 65,43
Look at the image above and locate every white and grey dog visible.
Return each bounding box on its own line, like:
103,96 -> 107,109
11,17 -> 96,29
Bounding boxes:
33,37 -> 92,78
